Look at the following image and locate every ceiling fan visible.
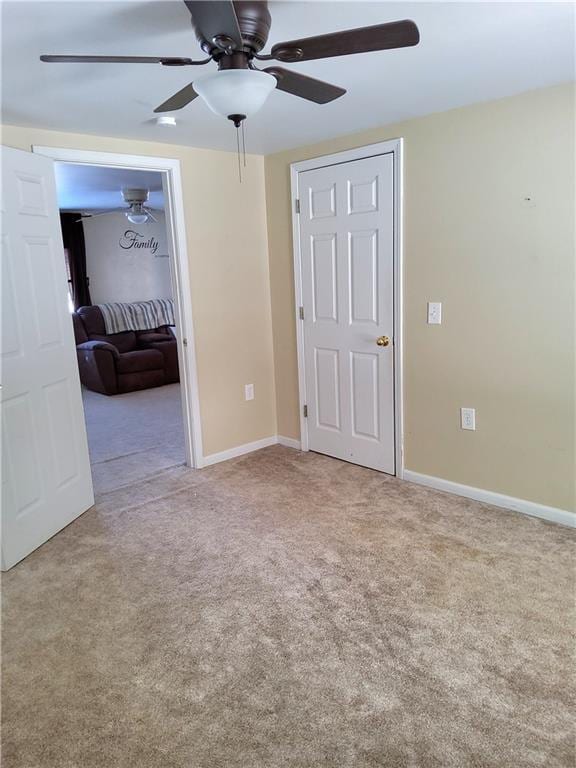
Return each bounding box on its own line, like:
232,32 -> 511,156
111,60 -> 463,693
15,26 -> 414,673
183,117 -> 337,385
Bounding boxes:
40,0 -> 420,127
77,189 -> 160,225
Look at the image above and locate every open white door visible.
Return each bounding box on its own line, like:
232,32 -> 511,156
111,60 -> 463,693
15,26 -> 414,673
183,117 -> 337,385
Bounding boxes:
1,146 -> 94,570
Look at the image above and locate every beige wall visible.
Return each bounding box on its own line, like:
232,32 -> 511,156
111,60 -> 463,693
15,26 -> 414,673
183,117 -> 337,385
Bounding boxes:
265,83 -> 576,512
2,125 -> 276,457
3,83 -> 574,510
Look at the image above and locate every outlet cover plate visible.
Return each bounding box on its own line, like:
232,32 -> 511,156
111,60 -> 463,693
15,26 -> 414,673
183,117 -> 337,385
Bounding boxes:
461,407 -> 476,430
245,383 -> 254,401
428,302 -> 442,325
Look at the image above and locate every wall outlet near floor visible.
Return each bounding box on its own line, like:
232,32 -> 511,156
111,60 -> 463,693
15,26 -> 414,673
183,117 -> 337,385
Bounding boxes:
461,407 -> 476,431
427,302 -> 442,325
245,383 -> 254,401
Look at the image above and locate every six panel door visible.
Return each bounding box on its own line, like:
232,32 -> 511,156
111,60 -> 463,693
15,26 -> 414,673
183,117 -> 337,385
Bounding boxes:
1,146 -> 94,570
299,153 -> 395,473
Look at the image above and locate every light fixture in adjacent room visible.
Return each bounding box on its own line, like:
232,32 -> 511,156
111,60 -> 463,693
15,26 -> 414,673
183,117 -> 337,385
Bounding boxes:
126,203 -> 150,224
76,188 -> 161,224
122,189 -> 157,224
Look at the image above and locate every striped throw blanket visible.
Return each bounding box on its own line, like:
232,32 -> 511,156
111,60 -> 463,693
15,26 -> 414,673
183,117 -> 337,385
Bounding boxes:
98,299 -> 175,334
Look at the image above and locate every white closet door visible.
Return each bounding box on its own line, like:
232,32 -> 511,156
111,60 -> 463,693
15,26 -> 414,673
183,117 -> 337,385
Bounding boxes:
299,153 -> 395,473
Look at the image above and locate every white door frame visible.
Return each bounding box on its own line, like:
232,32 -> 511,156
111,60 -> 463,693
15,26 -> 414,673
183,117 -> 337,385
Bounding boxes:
290,138 -> 404,478
32,146 -> 204,469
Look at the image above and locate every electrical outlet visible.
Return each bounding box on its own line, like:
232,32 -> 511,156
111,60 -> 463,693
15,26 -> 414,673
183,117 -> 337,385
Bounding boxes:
461,407 -> 476,431
427,302 -> 442,325
245,383 -> 254,401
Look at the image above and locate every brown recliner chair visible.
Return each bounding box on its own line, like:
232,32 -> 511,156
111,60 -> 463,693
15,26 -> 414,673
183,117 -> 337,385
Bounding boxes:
136,329 -> 180,384
73,306 -> 179,395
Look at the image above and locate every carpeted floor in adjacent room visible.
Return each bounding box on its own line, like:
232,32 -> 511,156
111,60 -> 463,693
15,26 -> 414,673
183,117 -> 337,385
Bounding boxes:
82,383 -> 186,493
2,446 -> 575,767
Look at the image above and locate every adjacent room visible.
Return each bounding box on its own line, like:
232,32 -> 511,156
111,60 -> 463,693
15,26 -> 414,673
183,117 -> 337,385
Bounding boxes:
56,163 -> 186,493
1,2 -> 574,767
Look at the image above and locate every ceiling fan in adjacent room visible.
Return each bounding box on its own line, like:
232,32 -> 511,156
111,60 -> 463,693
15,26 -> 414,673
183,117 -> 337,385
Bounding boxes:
77,189 -> 160,225
40,0 -> 420,128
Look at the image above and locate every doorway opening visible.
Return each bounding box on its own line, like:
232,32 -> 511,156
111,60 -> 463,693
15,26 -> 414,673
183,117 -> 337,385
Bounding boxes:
54,162 -> 188,493
34,146 -> 203,476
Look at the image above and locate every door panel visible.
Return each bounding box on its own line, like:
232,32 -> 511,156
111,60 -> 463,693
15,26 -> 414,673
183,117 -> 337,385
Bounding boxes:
309,183 -> 336,219
1,146 -> 94,570
2,394 -> 43,514
311,234 -> 338,322
351,351 -> 380,440
299,153 -> 395,473
43,378 -> 80,487
315,348 -> 341,431
27,236 -> 64,345
349,229 -> 378,324
348,175 -> 378,215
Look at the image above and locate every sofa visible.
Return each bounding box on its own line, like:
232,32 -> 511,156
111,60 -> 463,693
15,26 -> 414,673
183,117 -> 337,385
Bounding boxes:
72,305 -> 179,395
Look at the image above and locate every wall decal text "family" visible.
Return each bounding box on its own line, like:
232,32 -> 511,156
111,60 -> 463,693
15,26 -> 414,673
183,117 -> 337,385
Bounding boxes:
119,230 -> 160,256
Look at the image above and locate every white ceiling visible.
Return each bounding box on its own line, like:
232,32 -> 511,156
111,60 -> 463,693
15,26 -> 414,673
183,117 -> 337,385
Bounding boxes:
2,1 -> 574,155
55,163 -> 164,210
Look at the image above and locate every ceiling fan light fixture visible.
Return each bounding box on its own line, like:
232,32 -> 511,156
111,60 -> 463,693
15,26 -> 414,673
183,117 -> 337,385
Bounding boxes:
126,203 -> 149,224
193,68 -> 276,119
127,213 -> 149,224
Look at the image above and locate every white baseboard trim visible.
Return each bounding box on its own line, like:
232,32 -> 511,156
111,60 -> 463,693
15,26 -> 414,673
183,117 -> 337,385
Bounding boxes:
402,470 -> 575,528
202,436 -> 278,467
201,444 -> 574,528
202,435 -> 302,467
277,435 -> 302,450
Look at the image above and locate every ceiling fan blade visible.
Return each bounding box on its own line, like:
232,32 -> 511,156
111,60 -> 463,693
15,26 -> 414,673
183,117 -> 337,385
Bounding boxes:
154,83 -> 198,113
269,20 -> 419,63
264,67 -> 345,104
40,55 -> 206,66
183,1 -> 242,51
76,209 -> 121,221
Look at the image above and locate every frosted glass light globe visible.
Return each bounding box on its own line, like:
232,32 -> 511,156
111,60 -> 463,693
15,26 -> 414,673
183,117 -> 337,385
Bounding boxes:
194,69 -> 277,119
127,212 -> 148,224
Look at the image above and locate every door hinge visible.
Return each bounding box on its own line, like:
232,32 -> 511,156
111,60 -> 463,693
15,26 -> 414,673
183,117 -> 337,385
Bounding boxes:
295,198 -> 300,214
182,337 -> 188,347
299,306 -> 304,320
303,404 -> 308,418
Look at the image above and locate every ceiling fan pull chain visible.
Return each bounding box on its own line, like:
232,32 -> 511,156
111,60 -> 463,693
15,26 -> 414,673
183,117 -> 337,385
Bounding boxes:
241,120 -> 247,168
235,123 -> 242,183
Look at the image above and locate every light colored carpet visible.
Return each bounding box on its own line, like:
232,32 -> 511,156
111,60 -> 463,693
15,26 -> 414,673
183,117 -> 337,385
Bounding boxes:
82,384 -> 186,493
2,446 -> 575,767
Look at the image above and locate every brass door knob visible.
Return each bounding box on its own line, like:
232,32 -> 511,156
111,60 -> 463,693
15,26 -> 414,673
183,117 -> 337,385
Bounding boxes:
376,335 -> 390,347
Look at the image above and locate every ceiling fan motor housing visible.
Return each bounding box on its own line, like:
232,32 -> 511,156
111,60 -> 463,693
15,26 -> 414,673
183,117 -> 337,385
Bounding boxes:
122,188 -> 149,205
233,1 -> 271,52
194,1 -> 271,57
